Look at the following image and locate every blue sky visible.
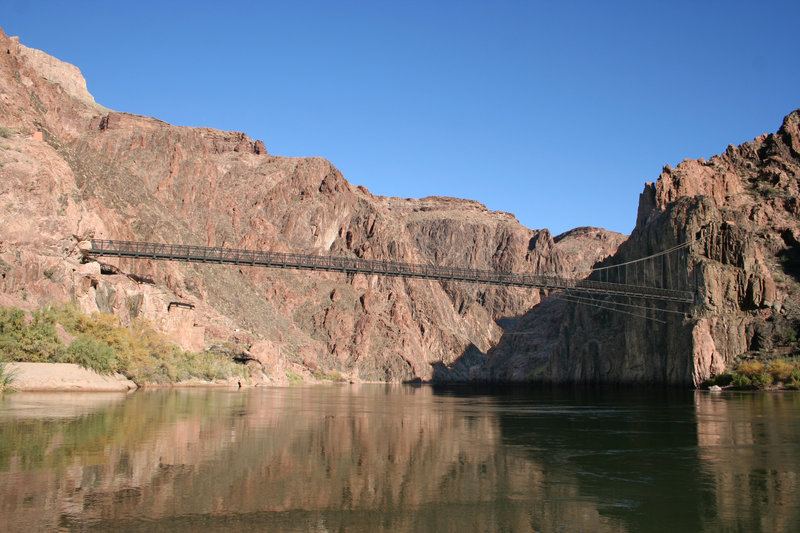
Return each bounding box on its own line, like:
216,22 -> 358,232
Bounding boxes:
4,1 -> 799,236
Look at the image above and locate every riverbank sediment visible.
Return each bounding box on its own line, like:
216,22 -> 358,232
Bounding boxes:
2,362 -> 271,391
5,362 -> 137,392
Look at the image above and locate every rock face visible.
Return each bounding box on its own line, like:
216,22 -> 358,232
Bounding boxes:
485,110 -> 800,386
0,29 -> 624,383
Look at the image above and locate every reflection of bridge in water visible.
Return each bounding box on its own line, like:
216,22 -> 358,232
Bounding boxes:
88,239 -> 695,308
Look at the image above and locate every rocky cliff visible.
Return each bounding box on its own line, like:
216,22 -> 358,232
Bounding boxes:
0,29 -> 624,383
484,110 -> 800,386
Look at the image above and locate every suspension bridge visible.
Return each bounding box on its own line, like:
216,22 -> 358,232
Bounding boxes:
86,239 -> 695,308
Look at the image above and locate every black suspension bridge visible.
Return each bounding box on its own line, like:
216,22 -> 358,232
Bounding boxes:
86,239 -> 696,321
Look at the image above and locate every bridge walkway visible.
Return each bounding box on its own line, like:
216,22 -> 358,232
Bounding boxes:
87,239 -> 695,305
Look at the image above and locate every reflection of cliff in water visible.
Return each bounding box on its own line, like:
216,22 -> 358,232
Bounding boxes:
0,387 -> 624,532
695,393 -> 800,532
0,390 -> 247,529
494,388 -> 800,533
5,388 -> 797,532
496,388 -> 708,532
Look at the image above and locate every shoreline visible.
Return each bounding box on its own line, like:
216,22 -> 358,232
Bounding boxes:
6,362 -> 798,393
4,362 -> 138,392
3,362 -> 258,392
1,362 -> 352,392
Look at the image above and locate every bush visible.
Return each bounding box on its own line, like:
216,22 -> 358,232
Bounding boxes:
731,374 -> 753,389
313,370 -> 346,382
768,359 -> 796,382
0,307 -> 65,362
751,372 -> 774,389
0,359 -> 17,393
286,370 -> 304,384
60,335 -> 120,375
709,373 -> 734,387
736,360 -> 765,377
180,350 -> 246,382
1,304 -> 247,385
780,328 -> 798,344
0,307 -> 25,356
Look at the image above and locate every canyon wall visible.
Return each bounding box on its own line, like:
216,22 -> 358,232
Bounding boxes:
0,29 -> 624,383
484,110 -> 800,386
5,27 -> 795,387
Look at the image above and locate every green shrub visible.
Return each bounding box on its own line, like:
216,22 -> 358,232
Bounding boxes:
0,307 -> 65,362
709,373 -> 734,387
0,307 -> 25,337
1,304 -> 247,385
0,126 -> 14,138
0,307 -> 25,330
0,359 -> 17,393
731,373 -> 753,389
179,350 -> 246,382
781,328 -> 798,344
313,370 -> 346,382
286,370 -> 304,384
60,335 -> 119,375
736,360 -> 765,377
768,359 -> 795,382
751,373 -> 773,389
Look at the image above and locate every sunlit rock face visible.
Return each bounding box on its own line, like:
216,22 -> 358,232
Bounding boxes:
5,23 -> 798,386
486,110 -> 800,386
0,27 -> 623,382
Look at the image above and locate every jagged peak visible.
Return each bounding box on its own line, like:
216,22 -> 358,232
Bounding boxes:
778,108 -> 800,154
780,108 -> 800,131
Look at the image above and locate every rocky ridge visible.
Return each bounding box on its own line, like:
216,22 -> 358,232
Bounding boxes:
483,110 -> 800,386
0,29 -> 625,383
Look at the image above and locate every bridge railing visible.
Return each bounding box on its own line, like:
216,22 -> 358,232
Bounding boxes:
88,239 -> 695,304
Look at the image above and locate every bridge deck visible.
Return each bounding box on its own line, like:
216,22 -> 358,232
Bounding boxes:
87,239 -> 695,304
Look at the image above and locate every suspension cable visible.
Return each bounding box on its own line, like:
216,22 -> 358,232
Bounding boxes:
554,293 -> 667,324
563,291 -> 688,315
585,239 -> 694,273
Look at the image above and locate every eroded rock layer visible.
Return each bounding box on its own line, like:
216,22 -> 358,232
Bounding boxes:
0,29 -> 624,383
486,110 -> 800,386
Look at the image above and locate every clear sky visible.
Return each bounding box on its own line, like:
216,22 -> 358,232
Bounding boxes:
3,1 -> 799,236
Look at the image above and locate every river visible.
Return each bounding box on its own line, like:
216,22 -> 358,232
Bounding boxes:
1,385 -> 798,532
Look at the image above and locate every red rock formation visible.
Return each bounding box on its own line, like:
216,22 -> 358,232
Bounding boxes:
0,28 -> 623,382
487,110 -> 800,386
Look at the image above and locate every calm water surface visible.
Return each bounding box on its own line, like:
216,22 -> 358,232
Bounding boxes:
1,385 -> 798,532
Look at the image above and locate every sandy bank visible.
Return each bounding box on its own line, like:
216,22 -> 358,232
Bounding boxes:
5,362 -> 137,392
